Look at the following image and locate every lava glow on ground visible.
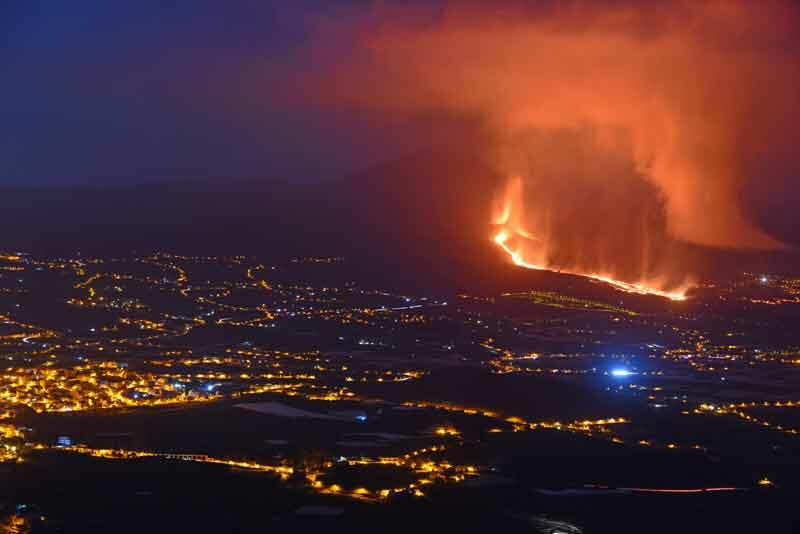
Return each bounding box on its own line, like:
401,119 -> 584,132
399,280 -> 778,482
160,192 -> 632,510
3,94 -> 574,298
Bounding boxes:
492,175 -> 691,301
493,229 -> 689,301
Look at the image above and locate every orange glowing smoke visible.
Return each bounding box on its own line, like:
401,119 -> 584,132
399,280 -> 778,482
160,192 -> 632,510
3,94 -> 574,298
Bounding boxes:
308,1 -> 799,298
493,176 -> 691,300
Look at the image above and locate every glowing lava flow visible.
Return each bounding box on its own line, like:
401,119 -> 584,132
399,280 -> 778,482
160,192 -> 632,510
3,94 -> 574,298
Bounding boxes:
493,231 -> 688,300
492,177 -> 690,301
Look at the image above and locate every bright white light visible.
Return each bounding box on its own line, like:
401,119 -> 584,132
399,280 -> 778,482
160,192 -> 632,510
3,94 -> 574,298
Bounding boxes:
611,369 -> 632,377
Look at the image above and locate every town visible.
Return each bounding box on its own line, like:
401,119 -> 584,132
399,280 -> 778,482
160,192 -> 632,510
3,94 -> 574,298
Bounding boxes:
2,251 -> 799,532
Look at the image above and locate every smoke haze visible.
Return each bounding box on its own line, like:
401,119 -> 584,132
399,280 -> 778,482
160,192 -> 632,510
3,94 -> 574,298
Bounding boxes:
309,0 -> 800,294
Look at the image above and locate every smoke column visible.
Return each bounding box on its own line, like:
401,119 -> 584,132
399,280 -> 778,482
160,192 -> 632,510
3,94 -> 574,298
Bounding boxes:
310,0 -> 800,297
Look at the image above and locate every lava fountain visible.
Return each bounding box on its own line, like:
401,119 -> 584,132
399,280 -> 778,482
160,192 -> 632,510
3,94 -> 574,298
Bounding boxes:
492,176 -> 691,301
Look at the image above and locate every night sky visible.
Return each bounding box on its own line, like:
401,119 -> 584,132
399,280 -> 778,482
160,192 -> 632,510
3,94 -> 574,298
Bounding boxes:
0,1 -> 443,185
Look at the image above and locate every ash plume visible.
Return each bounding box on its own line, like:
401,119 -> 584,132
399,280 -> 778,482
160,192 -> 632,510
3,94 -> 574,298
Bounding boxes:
308,0 -> 800,294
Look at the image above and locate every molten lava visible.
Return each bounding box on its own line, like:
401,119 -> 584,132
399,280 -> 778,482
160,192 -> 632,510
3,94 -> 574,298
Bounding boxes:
492,176 -> 691,301
493,228 -> 689,301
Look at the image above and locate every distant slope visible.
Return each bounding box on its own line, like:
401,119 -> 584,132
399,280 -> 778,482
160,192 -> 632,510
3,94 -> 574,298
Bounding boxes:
1,150 -> 795,296
0,150 -> 504,286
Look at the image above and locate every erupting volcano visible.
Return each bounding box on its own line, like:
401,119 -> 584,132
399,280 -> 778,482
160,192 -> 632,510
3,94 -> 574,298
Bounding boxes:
492,176 -> 691,301
309,0 -> 799,299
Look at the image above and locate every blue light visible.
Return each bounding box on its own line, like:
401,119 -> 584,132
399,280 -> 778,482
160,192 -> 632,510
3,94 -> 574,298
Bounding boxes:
205,384 -> 216,392
355,414 -> 367,422
611,369 -> 633,377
